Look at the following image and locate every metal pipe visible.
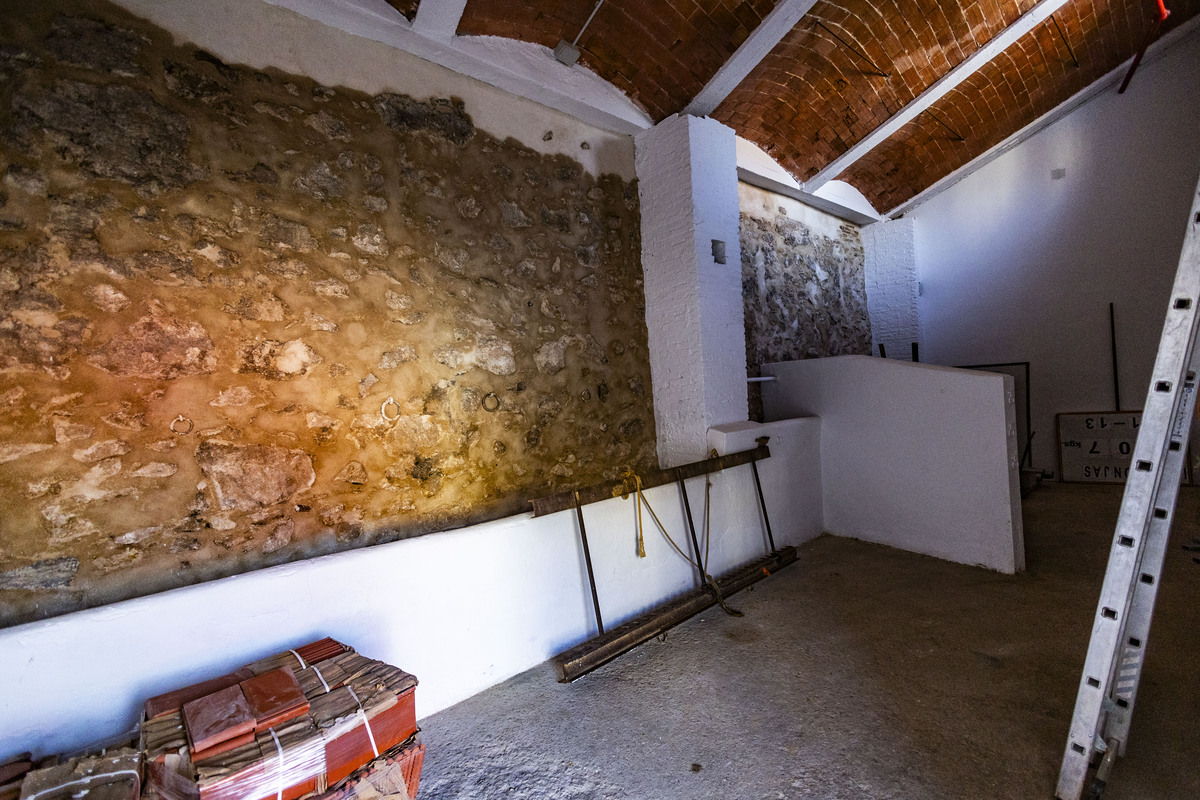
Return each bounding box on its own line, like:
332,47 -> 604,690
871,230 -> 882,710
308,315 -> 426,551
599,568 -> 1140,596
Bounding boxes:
750,459 -> 778,554
572,0 -> 606,46
1118,1 -> 1170,94
532,444 -> 769,517
925,109 -> 965,141
814,20 -> 890,78
1111,302 -> 1122,410
574,491 -> 604,635
1051,14 -> 1079,68
675,470 -> 707,588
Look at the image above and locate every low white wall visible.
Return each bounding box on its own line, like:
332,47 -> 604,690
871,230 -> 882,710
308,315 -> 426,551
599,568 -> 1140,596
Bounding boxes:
762,355 -> 1024,573
0,422 -> 817,762
708,417 -> 824,558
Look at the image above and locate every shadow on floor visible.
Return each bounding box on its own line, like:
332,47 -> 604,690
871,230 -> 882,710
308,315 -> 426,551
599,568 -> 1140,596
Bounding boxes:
417,484 -> 1200,800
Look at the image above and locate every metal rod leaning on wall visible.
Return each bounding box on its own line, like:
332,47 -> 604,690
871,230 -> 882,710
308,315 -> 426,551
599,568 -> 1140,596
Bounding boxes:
573,490 -> 605,636
750,436 -> 778,554
547,443 -> 796,682
1111,301 -> 1122,411
675,468 -> 708,589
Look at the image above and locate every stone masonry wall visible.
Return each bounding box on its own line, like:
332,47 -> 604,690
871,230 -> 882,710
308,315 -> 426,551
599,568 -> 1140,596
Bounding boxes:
0,0 -> 655,627
739,185 -> 872,419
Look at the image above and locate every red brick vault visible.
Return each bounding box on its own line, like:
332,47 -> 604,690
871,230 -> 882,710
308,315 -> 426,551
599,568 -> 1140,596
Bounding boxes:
389,0 -> 1200,213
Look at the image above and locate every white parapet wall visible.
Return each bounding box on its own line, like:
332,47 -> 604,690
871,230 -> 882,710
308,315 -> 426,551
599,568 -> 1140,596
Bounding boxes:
707,417 -> 824,559
0,429 -> 816,762
761,355 -> 1024,573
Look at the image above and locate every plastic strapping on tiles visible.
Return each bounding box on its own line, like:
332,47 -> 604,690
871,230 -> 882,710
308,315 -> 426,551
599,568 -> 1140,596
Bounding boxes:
347,687 -> 380,758
311,664 -> 331,694
24,770 -> 142,800
269,728 -> 285,800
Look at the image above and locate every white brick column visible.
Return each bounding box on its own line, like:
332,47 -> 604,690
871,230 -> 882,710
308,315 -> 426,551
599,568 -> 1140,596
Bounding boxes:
635,114 -> 747,467
862,217 -> 919,360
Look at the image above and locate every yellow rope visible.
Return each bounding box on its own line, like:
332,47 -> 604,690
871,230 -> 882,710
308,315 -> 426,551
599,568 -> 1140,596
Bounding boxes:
634,474 -> 645,558
619,462 -> 742,617
702,449 -> 742,617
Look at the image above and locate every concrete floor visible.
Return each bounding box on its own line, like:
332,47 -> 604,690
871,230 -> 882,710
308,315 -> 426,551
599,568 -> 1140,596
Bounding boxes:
417,484 -> 1200,799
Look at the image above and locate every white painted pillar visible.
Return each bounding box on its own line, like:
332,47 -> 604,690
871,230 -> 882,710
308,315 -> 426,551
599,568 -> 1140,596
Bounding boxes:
635,114 -> 747,466
862,218 -> 920,361
410,0 -> 468,38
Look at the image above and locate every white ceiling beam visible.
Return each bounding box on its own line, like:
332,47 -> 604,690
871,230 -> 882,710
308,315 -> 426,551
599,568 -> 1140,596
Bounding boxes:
411,0 -> 468,39
260,0 -> 652,134
804,0 -> 1070,192
886,14 -> 1200,218
683,0 -> 819,117
737,167 -> 881,226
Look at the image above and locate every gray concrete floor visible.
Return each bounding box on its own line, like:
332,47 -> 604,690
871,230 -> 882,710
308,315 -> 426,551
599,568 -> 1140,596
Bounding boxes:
417,484 -> 1200,799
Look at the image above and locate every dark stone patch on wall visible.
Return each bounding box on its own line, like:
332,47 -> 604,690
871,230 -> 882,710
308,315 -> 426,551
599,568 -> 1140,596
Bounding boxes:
0,0 -> 655,627
740,198 -> 872,420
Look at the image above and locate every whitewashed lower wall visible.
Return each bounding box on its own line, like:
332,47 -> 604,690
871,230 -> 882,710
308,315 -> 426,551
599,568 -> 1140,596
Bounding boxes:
762,355 -> 1024,573
0,417 -> 819,762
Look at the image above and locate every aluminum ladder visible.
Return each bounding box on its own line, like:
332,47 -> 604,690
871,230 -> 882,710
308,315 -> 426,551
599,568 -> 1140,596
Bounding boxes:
1056,180 -> 1200,800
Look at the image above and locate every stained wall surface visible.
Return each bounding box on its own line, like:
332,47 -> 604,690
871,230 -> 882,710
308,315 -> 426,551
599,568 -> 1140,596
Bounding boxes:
0,0 -> 656,627
738,183 -> 872,417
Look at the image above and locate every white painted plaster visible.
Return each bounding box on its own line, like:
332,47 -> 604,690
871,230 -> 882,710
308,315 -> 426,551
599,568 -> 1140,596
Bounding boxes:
762,355 -> 1024,573
684,0 -> 820,117
112,0 -> 644,178
907,30 -> 1200,472
862,218 -> 919,360
708,418 -> 824,555
736,136 -> 802,190
735,137 -> 881,225
738,182 -> 851,242
811,181 -> 881,222
805,0 -> 1072,191
0,458 -> 797,761
410,0 -> 468,39
637,115 -> 748,466
890,16 -> 1200,218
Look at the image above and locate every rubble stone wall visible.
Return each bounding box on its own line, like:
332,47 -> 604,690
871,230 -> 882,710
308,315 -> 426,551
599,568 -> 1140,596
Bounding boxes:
739,184 -> 873,419
0,0 -> 655,626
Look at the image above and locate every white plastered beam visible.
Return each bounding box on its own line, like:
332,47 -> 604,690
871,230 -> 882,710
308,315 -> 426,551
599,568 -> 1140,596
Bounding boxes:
261,0 -> 652,134
411,0 -> 469,38
887,13 -> 1200,218
804,0 -> 1070,192
683,0 -> 819,117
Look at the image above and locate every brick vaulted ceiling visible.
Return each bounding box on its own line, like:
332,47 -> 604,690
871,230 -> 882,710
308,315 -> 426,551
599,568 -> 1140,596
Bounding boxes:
397,0 -> 1200,213
457,0 -> 781,119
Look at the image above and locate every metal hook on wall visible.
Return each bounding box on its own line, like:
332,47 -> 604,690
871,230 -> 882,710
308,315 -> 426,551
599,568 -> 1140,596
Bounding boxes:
380,396 -> 401,423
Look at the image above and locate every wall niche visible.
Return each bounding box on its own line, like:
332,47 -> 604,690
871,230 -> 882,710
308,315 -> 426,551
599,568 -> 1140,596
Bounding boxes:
0,0 -> 656,626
